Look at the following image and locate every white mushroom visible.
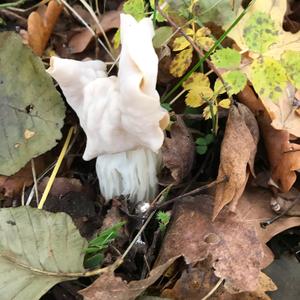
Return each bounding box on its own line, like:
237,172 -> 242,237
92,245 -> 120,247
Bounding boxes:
47,14 -> 169,204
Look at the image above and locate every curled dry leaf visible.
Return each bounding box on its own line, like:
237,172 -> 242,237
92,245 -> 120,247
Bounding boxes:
238,85 -> 300,192
68,10 -> 121,54
0,156 -> 48,198
156,195 -> 264,292
27,0 -> 63,56
161,116 -> 195,184
79,256 -> 180,300
213,103 -> 259,220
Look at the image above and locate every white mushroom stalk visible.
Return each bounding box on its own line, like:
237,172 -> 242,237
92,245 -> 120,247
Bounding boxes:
47,14 -> 169,204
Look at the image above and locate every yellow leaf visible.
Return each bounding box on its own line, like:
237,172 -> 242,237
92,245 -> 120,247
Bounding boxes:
214,78 -> 226,94
172,36 -> 190,51
195,27 -> 211,37
196,36 -> 215,51
169,47 -> 193,77
185,86 -> 213,108
195,27 -> 214,51
203,105 -> 217,120
182,72 -> 210,90
218,98 -> 231,109
184,28 -> 194,36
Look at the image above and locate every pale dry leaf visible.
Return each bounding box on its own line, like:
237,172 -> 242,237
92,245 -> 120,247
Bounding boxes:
221,272 -> 277,300
68,10 -> 121,54
28,0 -> 63,56
79,256 -> 180,300
156,195 -> 264,292
161,116 -> 195,184
213,103 -> 259,220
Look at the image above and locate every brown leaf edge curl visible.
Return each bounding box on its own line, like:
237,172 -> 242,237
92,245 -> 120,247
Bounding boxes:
28,0 -> 63,56
238,85 -> 300,193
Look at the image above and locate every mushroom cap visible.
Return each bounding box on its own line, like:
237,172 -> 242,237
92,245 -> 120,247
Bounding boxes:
47,14 -> 168,160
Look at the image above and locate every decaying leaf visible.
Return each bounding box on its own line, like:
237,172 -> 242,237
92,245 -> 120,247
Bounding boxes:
213,103 -> 259,220
0,155 -> 48,198
0,206 -> 87,300
161,258 -> 223,300
161,116 -> 195,184
79,256 -> 180,300
236,186 -> 300,245
169,47 -> 193,77
222,272 -> 277,300
238,85 -> 300,193
156,195 -> 264,292
27,0 -> 63,56
226,0 -> 300,136
0,32 -> 65,176
68,10 -> 121,54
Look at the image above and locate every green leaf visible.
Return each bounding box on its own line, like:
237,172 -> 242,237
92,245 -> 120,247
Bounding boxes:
113,29 -> 120,49
0,206 -> 87,300
193,0 -> 242,27
150,0 -> 167,22
250,57 -> 287,102
195,137 -> 207,146
243,11 -> 278,54
123,0 -> 145,21
196,145 -> 208,155
161,103 -> 172,112
205,133 -> 214,144
214,78 -> 226,94
84,253 -> 104,269
281,50 -> 300,89
222,70 -> 247,96
0,32 -> 65,176
153,26 -> 173,48
211,48 -> 241,69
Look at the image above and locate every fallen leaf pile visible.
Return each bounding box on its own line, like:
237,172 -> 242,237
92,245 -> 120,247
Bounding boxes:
0,0 -> 300,299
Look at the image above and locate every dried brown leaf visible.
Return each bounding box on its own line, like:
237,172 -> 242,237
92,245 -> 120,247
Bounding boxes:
236,186 -> 300,244
156,195 -> 264,292
213,103 -> 259,220
79,256 -> 180,300
238,85 -> 300,192
27,0 -> 63,56
0,156 -> 48,198
68,10 -> 120,54
161,116 -> 195,184
161,258 -> 222,300
221,272 -> 277,300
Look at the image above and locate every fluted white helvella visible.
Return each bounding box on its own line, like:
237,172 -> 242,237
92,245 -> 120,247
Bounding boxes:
47,13 -> 169,205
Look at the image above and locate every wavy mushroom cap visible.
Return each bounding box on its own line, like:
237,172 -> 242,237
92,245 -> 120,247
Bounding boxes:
47,14 -> 168,161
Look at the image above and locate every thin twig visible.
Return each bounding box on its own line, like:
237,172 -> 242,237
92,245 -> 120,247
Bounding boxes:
59,0 -> 115,61
31,159 -> 39,205
78,0 -> 114,56
153,177 -> 227,210
260,196 -> 300,228
156,6 -> 231,101
201,277 -> 224,300
0,0 -> 26,9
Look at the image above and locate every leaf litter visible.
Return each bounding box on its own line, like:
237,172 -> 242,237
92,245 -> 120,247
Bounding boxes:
0,0 -> 300,299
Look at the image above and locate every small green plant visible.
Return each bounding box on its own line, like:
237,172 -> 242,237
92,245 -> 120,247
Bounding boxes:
84,221 -> 125,269
195,133 -> 214,155
156,211 -> 171,231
